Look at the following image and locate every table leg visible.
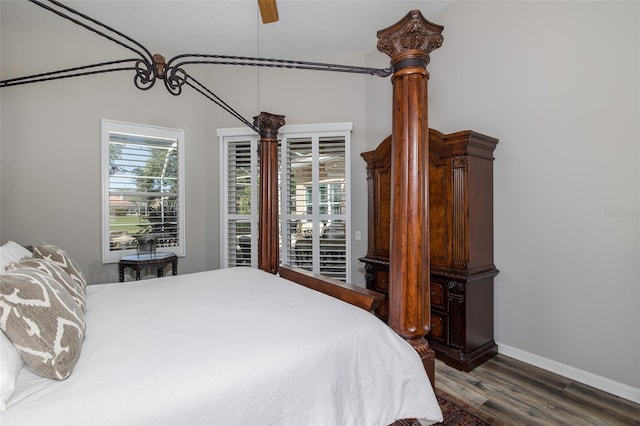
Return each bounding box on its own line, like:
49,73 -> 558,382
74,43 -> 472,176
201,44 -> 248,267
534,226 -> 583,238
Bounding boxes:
172,260 -> 178,276
119,265 -> 125,282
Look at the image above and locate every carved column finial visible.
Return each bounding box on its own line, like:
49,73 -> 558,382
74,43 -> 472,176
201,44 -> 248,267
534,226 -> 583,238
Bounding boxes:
254,112 -> 285,275
377,9 -> 444,66
253,112 -> 286,140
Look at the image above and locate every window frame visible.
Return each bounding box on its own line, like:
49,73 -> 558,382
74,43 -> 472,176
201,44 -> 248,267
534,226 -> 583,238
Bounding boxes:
218,130 -> 260,268
101,119 -> 186,263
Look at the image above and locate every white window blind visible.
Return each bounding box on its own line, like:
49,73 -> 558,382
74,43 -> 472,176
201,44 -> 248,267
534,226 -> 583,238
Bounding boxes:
221,135 -> 260,268
102,120 -> 185,263
282,134 -> 349,281
218,123 -> 351,282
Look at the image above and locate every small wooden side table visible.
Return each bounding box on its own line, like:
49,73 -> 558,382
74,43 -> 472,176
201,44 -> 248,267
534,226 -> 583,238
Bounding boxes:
119,252 -> 178,282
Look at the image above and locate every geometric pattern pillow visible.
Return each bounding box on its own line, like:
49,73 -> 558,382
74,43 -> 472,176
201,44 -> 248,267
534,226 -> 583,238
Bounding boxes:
6,258 -> 86,312
0,267 -> 85,380
32,243 -> 87,291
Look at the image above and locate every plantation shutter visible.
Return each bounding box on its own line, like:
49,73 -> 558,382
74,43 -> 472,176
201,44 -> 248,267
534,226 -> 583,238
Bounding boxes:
281,134 -> 349,281
317,137 -> 347,278
221,137 -> 259,267
283,138 -> 314,271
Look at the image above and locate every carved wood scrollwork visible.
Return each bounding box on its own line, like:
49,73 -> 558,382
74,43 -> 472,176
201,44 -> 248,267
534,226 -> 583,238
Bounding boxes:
363,263 -> 376,284
451,156 -> 467,169
253,112 -> 286,140
447,280 -> 465,295
376,10 -> 444,62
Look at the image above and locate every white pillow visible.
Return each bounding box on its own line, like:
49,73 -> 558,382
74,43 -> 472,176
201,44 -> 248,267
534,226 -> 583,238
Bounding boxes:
0,241 -> 32,272
0,331 -> 23,411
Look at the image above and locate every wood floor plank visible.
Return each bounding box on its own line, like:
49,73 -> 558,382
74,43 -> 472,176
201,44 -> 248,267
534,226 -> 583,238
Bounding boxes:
562,382 -> 640,425
465,360 -> 633,425
435,355 -> 640,426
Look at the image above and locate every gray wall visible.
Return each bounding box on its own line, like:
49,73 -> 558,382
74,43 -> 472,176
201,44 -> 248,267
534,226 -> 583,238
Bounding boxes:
426,0 -> 639,396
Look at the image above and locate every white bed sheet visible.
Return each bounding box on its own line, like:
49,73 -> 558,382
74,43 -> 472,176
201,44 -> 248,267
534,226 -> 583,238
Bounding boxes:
1,267 -> 442,426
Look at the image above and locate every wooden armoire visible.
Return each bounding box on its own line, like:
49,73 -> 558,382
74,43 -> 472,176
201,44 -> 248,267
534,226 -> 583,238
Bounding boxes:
359,129 -> 499,371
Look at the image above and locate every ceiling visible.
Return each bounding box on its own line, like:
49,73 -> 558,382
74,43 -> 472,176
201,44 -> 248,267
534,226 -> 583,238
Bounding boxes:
1,0 -> 453,78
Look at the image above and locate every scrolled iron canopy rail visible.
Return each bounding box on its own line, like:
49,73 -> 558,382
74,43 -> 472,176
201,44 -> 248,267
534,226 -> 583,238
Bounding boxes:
1,0 -> 392,132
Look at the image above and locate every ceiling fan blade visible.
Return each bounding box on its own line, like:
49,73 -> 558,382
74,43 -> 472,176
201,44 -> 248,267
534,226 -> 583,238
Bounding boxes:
258,0 -> 279,24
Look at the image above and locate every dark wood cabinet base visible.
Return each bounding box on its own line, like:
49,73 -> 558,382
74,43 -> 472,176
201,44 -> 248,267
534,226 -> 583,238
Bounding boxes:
430,339 -> 498,372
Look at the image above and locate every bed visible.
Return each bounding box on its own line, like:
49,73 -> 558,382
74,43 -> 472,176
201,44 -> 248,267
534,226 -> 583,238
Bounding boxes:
1,259 -> 441,425
1,4 -> 445,426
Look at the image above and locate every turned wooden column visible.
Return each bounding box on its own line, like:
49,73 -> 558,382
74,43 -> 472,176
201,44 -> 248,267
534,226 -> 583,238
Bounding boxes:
377,10 -> 444,384
254,112 -> 286,274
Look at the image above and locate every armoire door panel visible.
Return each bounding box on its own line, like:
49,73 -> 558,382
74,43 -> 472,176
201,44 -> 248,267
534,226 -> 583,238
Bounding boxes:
428,156 -> 451,267
374,168 -> 392,259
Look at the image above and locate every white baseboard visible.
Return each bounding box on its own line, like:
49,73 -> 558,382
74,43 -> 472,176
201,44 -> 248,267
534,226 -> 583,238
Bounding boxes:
496,342 -> 640,404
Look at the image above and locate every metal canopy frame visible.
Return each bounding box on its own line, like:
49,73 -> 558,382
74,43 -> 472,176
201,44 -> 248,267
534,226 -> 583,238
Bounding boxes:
1,0 -> 392,132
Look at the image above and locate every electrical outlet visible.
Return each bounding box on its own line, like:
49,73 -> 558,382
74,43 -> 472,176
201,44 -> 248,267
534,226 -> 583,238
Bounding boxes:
355,230 -> 361,240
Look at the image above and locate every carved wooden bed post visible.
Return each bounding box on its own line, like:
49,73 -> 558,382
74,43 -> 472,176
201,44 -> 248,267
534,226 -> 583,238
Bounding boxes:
254,111 -> 286,274
377,10 -> 444,385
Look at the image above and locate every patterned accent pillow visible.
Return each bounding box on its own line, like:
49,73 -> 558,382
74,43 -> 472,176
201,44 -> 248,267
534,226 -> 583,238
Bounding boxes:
6,258 -> 86,312
0,268 -> 85,380
32,244 -> 87,291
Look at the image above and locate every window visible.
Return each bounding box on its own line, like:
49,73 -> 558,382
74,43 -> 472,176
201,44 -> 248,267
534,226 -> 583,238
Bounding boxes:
101,119 -> 185,263
218,123 -> 351,282
220,134 -> 260,268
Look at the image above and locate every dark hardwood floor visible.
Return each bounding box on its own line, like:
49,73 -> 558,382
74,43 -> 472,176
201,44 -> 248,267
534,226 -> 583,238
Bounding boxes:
435,354 -> 640,425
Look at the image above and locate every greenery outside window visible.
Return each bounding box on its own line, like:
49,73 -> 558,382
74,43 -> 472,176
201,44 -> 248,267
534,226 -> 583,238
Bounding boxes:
101,119 -> 185,263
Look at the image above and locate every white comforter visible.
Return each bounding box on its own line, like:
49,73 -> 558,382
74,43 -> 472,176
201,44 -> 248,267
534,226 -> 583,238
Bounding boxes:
1,267 -> 442,426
